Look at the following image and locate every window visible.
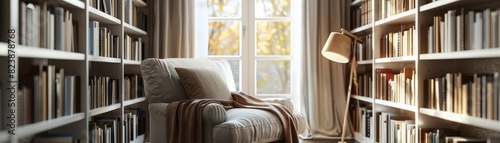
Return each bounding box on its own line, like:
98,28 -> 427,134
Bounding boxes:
206,0 -> 296,97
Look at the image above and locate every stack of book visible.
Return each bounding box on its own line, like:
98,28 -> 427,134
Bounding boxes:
124,108 -> 147,142
357,74 -> 373,98
124,74 -> 144,100
419,128 -> 486,143
88,21 -> 120,58
124,35 -> 143,61
89,0 -> 119,18
426,8 -> 500,54
380,26 -> 415,58
377,0 -> 416,20
125,0 -> 148,31
424,72 -> 500,120
351,0 -> 372,28
376,68 -> 415,105
89,76 -> 119,109
89,117 -> 120,143
19,2 -> 78,52
357,34 -> 373,61
377,113 -> 415,143
17,65 -> 80,125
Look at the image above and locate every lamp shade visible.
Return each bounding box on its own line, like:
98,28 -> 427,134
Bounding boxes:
321,32 -> 352,63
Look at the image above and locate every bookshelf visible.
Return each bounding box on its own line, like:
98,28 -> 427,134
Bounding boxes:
0,0 -> 149,142
348,0 -> 500,142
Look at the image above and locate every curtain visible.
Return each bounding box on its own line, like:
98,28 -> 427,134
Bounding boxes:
300,0 -> 353,139
149,0 -> 208,58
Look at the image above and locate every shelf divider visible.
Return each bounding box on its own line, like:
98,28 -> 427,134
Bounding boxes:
420,108 -> 500,132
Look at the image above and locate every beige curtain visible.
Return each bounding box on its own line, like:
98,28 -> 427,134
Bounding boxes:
300,0 -> 353,139
149,0 -> 199,58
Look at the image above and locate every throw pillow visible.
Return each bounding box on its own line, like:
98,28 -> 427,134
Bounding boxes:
175,67 -> 232,100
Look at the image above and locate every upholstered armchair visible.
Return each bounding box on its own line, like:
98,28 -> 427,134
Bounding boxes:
141,58 -> 307,143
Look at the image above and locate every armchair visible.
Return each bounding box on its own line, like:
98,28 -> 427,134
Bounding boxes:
141,58 -> 307,143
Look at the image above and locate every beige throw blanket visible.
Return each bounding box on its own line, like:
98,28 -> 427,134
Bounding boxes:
165,92 -> 299,143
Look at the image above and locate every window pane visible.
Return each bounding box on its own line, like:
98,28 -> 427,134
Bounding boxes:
255,0 -> 290,17
207,0 -> 241,17
256,21 -> 291,55
227,60 -> 240,91
208,21 -> 240,56
256,60 -> 290,94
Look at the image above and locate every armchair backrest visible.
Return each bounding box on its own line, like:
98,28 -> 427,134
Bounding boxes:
141,58 -> 236,103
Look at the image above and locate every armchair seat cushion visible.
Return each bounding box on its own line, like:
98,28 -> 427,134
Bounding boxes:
213,108 -> 306,143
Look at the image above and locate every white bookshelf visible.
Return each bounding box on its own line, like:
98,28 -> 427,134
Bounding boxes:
0,0 -> 149,142
420,108 -> 500,132
346,0 -> 500,142
15,113 -> 85,139
130,134 -> 145,143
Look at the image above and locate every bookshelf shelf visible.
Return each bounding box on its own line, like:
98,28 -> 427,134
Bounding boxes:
419,0 -> 460,12
132,0 -> 147,7
49,0 -> 85,9
124,23 -> 147,36
375,9 -> 416,26
352,95 -> 373,103
374,56 -> 416,63
89,103 -> 122,116
17,46 -> 85,60
351,0 -> 364,6
351,24 -> 372,34
89,7 -> 121,25
420,48 -> 500,60
124,97 -> 147,106
124,59 -> 142,65
358,60 -> 373,65
89,55 -> 121,63
16,113 -> 85,139
375,99 -> 416,112
420,108 -> 500,132
0,42 -> 7,56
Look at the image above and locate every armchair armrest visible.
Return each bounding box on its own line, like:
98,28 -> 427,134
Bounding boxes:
263,98 -> 294,113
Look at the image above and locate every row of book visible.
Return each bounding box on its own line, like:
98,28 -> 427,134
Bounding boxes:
419,128 -> 489,143
89,108 -> 147,143
124,35 -> 144,61
19,2 -> 78,52
18,65 -> 80,124
351,0 -> 372,28
90,0 -> 119,18
377,113 -> 415,143
125,0 -> 148,31
89,21 -> 121,58
424,72 -> 500,120
377,0 -> 415,20
380,26 -> 415,58
356,74 -> 373,98
124,74 -> 144,100
357,34 -> 373,61
425,8 -> 500,54
376,68 -> 416,106
89,76 -> 120,109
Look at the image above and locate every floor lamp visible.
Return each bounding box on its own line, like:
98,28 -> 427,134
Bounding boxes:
321,28 -> 362,143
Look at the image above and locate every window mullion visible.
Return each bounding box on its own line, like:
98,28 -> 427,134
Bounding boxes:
241,0 -> 251,94
247,0 -> 257,96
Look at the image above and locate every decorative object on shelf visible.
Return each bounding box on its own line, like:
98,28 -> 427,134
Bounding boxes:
321,28 -> 363,143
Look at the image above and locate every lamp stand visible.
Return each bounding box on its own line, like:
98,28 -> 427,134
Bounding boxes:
339,30 -> 359,143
